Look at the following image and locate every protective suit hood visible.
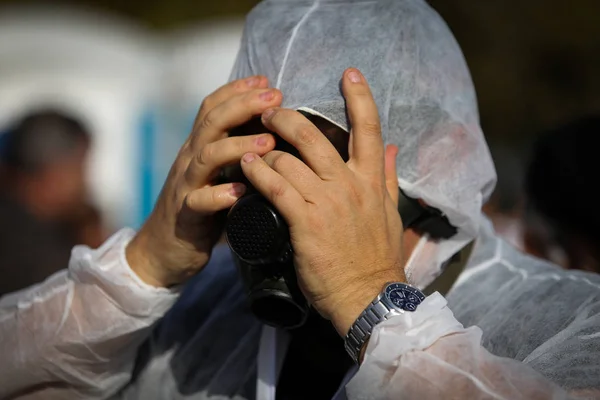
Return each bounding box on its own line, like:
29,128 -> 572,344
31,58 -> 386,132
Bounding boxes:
230,0 -> 497,288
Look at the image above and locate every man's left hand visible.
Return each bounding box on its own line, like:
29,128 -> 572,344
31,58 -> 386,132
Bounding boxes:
240,68 -> 406,336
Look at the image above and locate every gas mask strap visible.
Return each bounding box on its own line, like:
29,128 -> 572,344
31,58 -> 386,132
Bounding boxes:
423,240 -> 475,296
397,188 -> 457,240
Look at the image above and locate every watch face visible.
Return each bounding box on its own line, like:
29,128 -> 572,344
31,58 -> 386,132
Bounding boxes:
385,283 -> 425,312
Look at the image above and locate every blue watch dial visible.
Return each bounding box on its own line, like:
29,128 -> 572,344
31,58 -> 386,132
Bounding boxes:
385,283 -> 425,311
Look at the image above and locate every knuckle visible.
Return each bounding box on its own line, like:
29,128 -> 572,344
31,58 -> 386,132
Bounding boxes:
270,181 -> 287,200
232,79 -> 246,91
197,144 -> 215,166
269,152 -> 288,172
353,87 -> 372,96
295,124 -> 318,146
177,140 -> 191,158
360,120 -> 382,136
198,98 -> 212,119
237,136 -> 257,154
172,160 -> 188,180
200,109 -> 216,130
243,89 -> 259,107
237,136 -> 251,153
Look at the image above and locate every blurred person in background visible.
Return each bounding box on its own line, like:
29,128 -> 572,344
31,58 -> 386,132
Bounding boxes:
0,110 -> 108,295
522,115 -> 600,273
482,142 -> 526,250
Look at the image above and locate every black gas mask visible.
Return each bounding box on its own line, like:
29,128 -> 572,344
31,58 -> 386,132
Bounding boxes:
219,112 -> 456,329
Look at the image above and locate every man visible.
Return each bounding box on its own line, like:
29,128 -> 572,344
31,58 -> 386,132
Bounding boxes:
0,110 -> 94,295
1,0 -> 599,399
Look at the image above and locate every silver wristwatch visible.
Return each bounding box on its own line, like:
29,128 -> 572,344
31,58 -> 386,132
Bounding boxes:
344,282 -> 426,364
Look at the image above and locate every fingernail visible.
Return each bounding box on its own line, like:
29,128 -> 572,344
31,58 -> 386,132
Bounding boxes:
246,76 -> 259,87
348,70 -> 362,83
262,108 -> 275,121
242,153 -> 256,163
255,134 -> 269,146
229,183 -> 246,197
259,90 -> 274,101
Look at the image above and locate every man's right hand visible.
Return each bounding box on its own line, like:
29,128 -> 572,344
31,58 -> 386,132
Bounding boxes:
126,76 -> 282,287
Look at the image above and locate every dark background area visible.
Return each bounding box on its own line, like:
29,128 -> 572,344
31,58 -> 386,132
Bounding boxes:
2,0 -> 598,146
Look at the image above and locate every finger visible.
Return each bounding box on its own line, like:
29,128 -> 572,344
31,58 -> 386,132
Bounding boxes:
190,87 -> 282,150
262,151 -> 321,199
194,76 -> 268,128
240,152 -> 307,223
342,68 -> 384,176
261,108 -> 347,180
185,133 -> 276,188
385,144 -> 399,206
185,182 -> 247,214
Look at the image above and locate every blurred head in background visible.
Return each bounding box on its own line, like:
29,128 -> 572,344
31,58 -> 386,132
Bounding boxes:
0,109 -> 91,220
523,115 -> 600,273
0,109 -> 105,295
482,142 -> 526,250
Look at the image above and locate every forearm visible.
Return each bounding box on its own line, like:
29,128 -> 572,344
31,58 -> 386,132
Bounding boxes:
0,229 -> 179,399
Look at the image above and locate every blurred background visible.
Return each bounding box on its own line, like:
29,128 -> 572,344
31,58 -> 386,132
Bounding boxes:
1,0 -> 599,294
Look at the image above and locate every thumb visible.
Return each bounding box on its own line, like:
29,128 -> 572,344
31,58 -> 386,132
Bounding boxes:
384,144 -> 399,206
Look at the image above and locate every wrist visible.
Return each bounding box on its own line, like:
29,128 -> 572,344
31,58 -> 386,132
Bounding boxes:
330,269 -> 406,337
126,231 -> 172,288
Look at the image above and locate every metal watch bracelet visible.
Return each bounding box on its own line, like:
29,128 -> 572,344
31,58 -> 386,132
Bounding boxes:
343,292 -> 402,364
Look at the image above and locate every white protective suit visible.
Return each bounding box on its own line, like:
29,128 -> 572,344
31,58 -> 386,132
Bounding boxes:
2,0 -> 600,399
